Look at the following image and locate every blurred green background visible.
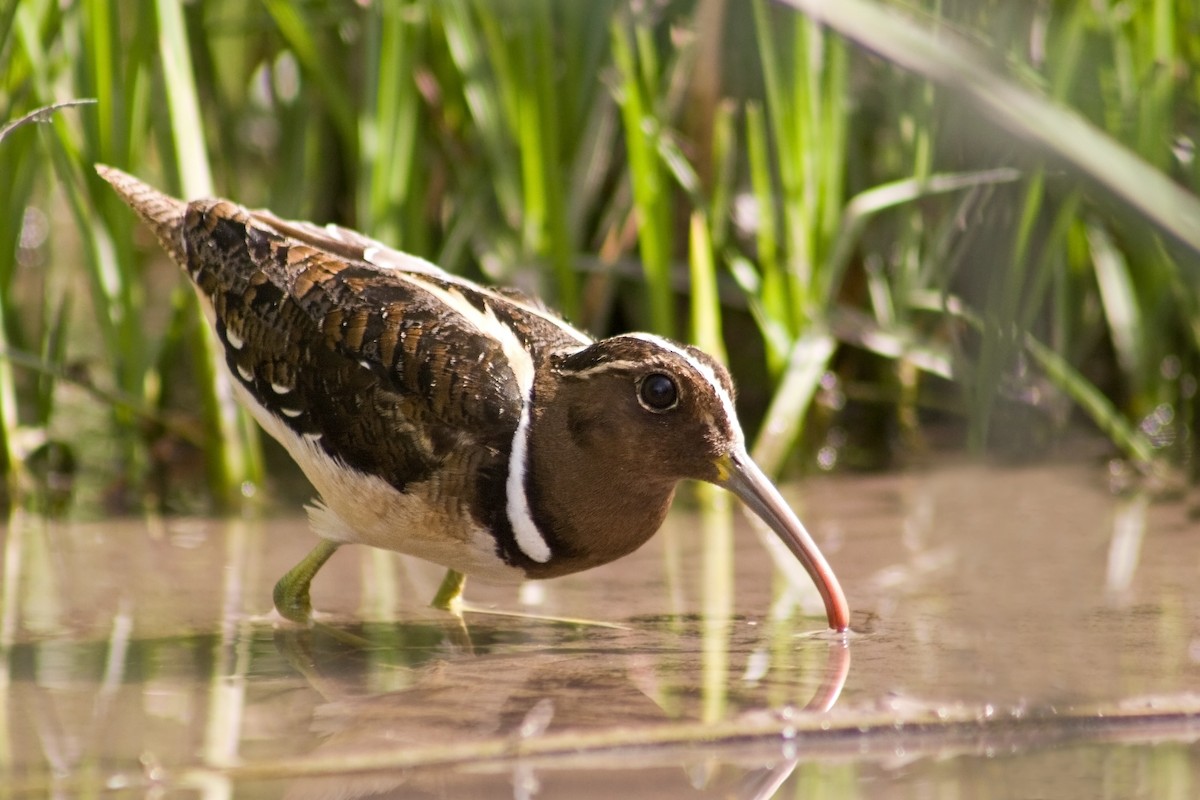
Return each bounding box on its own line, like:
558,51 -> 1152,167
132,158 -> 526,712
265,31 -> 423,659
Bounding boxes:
2,0 -> 1199,515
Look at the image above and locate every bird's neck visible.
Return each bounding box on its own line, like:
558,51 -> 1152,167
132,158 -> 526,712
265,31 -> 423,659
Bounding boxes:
520,393 -> 676,578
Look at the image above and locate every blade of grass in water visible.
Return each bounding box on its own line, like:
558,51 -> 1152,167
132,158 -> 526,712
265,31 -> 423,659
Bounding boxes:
824,168 -> 1022,302
439,3 -> 586,313
752,0 -> 849,331
358,2 -> 423,249
1088,224 -> 1146,401
689,211 -> 732,725
611,14 -> 675,337
968,171 -> 1048,452
440,0 -> 523,230
156,0 -> 261,500
260,0 -> 357,172
750,330 -> 837,478
514,1 -> 576,317
912,292 -> 1159,468
743,102 -> 790,371
746,0 -> 852,466
0,101 -> 96,489
6,0 -> 1200,504
154,0 -> 210,197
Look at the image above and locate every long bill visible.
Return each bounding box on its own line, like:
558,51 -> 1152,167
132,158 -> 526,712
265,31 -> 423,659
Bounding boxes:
715,449 -> 850,632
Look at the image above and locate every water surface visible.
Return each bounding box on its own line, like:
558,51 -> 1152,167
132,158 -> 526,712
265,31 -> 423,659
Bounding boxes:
2,461 -> 1198,797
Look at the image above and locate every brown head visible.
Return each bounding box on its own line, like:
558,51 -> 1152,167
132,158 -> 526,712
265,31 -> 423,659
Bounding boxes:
524,332 -> 850,631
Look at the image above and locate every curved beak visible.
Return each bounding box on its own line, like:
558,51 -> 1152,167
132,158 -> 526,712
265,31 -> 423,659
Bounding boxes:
715,449 -> 850,631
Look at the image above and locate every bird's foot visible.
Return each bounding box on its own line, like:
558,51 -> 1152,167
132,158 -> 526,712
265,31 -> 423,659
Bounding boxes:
430,569 -> 467,616
273,539 -> 341,626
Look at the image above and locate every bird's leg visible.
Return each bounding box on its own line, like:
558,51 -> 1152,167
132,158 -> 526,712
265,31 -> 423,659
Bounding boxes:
430,568 -> 467,614
430,568 -> 473,654
273,539 -> 340,625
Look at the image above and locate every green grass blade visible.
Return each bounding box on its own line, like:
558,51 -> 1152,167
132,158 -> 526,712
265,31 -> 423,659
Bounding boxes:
517,1 -> 576,315
359,2 -> 422,246
155,0 -> 212,195
751,330 -> 837,477
155,0 -> 261,500
744,102 -> 788,371
688,212 -> 723,360
1088,223 -> 1146,399
779,0 -> 1200,259
611,15 -> 675,336
913,292 -> 1160,468
260,0 -> 357,166
0,99 -> 97,144
825,168 -> 1022,303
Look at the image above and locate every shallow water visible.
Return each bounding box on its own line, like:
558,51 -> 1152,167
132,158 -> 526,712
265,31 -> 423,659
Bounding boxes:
2,461 -> 1199,797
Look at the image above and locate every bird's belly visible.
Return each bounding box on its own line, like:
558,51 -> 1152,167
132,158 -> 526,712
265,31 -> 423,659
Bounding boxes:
232,378 -> 521,582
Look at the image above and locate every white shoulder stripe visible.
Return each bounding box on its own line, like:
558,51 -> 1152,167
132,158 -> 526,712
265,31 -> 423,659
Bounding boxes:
505,398 -> 550,563
392,273 -> 552,563
623,333 -> 745,448
357,242 -> 589,565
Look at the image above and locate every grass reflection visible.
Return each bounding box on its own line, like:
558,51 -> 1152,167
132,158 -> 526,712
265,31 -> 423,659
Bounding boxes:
700,484 -> 733,726
0,461 -> 1198,796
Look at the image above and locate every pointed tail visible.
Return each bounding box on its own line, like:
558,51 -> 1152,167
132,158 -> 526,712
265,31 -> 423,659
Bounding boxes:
95,165 -> 189,266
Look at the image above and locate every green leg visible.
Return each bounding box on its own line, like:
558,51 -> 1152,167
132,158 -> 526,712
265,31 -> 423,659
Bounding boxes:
430,568 -> 467,614
273,539 -> 340,625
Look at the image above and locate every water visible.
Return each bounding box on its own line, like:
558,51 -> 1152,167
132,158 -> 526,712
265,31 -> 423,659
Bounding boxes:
1,460 -> 1198,797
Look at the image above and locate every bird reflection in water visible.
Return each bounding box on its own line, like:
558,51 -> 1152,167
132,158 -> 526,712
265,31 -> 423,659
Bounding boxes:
267,616 -> 850,800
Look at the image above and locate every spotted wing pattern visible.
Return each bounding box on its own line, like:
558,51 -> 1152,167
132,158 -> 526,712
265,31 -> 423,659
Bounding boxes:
181,199 -> 525,495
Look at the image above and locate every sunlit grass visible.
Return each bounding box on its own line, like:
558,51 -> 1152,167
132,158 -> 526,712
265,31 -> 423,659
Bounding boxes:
2,0 -> 1199,509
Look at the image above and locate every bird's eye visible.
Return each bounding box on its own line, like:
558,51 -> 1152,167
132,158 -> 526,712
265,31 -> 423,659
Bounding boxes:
638,373 -> 678,412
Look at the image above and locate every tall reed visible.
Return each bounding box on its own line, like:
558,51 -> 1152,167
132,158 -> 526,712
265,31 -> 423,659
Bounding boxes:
2,0 -> 1199,509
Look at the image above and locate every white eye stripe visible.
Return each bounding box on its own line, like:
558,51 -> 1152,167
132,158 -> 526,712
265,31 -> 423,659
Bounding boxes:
622,333 -> 743,447
558,359 -> 646,378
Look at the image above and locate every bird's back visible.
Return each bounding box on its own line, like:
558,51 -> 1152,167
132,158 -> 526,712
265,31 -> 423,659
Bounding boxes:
98,166 -> 590,574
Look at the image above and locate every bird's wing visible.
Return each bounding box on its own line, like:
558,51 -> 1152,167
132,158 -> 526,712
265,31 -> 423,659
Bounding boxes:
182,198 -> 526,492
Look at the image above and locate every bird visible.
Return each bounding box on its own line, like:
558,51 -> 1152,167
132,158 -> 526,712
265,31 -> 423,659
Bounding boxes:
96,165 -> 850,632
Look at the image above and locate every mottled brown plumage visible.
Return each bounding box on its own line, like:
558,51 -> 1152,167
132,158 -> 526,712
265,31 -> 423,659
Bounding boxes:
97,165 -> 849,631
